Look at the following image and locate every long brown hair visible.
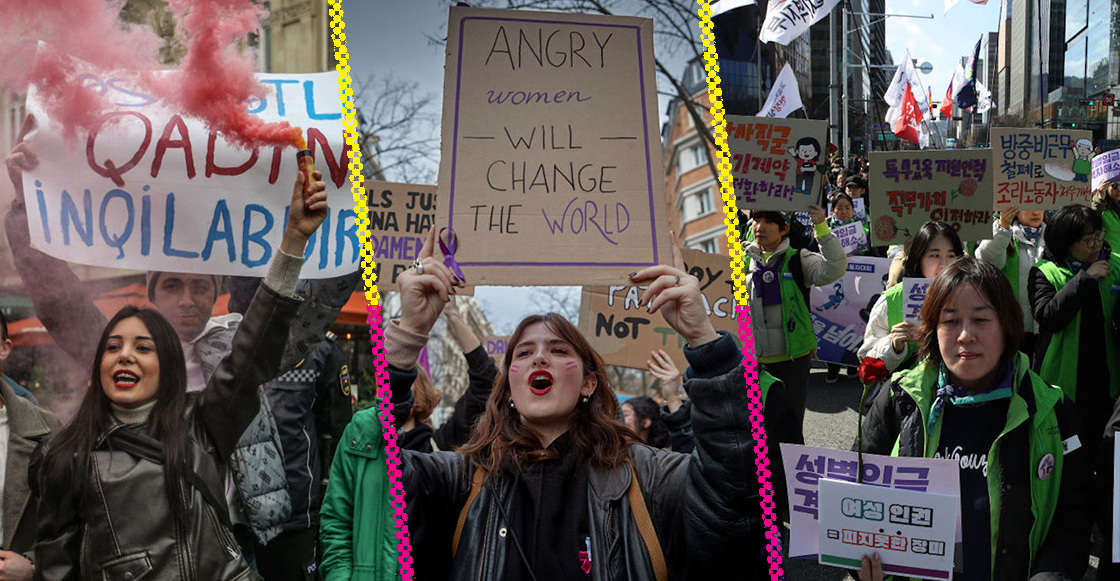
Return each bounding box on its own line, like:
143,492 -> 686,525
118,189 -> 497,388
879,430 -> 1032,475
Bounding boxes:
459,313 -> 635,477
410,368 -> 442,425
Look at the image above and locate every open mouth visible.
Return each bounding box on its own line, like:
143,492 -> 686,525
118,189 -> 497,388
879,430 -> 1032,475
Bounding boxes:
113,370 -> 140,389
528,371 -> 553,396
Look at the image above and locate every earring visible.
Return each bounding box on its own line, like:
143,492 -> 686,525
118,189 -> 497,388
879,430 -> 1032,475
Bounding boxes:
509,397 -> 516,410
580,395 -> 590,404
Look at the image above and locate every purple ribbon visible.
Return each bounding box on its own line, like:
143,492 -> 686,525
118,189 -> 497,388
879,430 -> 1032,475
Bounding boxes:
440,227 -> 466,284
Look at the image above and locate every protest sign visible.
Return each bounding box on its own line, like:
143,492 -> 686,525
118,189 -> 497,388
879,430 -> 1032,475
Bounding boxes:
869,150 -> 993,245
483,335 -> 512,360
818,479 -> 958,580
367,181 -> 437,285
810,257 -> 891,366
24,71 -> 355,278
991,128 -> 1094,210
780,443 -> 961,560
1093,149 -> 1120,191
902,278 -> 933,327
578,248 -> 735,370
436,6 -> 669,286
833,222 -> 867,255
727,115 -> 828,212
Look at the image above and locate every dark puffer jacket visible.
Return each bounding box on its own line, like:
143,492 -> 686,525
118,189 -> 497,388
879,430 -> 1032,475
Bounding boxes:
34,284 -> 300,581
394,332 -> 767,581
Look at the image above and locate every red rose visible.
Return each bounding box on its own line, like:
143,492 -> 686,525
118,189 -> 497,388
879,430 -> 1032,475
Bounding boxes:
858,357 -> 890,386
873,214 -> 898,242
959,178 -> 978,198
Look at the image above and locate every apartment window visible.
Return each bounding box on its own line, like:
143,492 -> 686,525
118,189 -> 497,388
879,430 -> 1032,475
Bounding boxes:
678,143 -> 707,174
697,188 -> 714,216
699,237 -> 719,254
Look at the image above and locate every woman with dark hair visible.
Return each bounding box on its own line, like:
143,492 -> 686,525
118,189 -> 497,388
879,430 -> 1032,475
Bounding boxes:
621,396 -> 670,449
975,204 -> 1046,360
1029,203 -> 1120,462
859,221 -> 964,372
1091,177 -> 1120,251
858,257 -> 1091,581
387,233 -> 761,580
34,172 -> 327,580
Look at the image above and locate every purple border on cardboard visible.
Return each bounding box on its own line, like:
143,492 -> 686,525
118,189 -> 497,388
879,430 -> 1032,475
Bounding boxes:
450,15 -> 659,268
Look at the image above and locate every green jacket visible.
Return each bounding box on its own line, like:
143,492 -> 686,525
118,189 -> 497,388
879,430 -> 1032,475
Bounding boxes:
859,353 -> 1091,580
319,407 -> 399,581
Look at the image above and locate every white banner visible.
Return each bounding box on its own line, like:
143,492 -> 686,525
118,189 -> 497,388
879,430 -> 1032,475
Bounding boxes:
759,0 -> 842,45
24,71 -> 357,279
711,0 -> 757,16
884,51 -> 932,119
757,63 -> 804,118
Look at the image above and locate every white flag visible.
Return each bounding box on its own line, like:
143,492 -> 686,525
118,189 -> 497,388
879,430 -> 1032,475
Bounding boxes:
975,80 -> 994,113
945,0 -> 988,15
759,0 -> 842,45
711,0 -> 756,17
757,63 -> 804,118
883,51 -> 932,118
950,63 -> 967,98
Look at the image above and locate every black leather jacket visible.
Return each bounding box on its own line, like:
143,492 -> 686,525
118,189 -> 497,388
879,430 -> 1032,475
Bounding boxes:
34,284 -> 300,581
396,332 -> 766,581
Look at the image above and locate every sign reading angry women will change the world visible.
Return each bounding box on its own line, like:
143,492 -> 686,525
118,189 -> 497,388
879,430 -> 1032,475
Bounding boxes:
24,71 -> 356,279
436,6 -> 669,286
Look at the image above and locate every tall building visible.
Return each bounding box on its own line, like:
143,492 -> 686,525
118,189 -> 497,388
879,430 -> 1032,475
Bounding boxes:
997,1 -> 1013,114
867,0 -> 893,102
261,0 -> 337,74
808,3 -> 877,153
713,4 -> 811,116
1004,0 -> 1065,120
982,31 -> 999,126
1051,0 -> 1119,140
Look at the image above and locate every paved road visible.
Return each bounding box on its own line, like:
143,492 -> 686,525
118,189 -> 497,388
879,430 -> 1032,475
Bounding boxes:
777,363 -> 1101,581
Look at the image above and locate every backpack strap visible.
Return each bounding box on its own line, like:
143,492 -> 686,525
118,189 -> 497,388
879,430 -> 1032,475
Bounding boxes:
786,249 -> 811,308
627,462 -> 667,581
452,466 -> 485,558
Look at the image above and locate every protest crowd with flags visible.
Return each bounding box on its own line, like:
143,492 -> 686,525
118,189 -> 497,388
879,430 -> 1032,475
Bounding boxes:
1,1 -> 1120,581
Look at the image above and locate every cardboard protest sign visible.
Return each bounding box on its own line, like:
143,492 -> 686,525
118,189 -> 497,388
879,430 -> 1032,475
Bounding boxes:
483,335 -> 512,360
991,128 -> 1094,210
24,71 -> 355,278
869,150 -> 993,245
810,257 -> 891,367
1093,149 -> 1120,191
727,115 -> 828,212
902,278 -> 933,327
833,222 -> 867,255
780,443 -> 961,560
818,479 -> 958,580
436,6 -> 669,286
578,248 -> 735,370
367,181 -> 437,285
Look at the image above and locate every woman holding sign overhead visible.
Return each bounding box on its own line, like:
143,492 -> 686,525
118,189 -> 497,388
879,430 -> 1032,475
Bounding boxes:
974,205 -> 1047,361
858,222 -> 964,373
743,205 -> 847,442
386,230 -> 764,581
857,257 -> 1091,581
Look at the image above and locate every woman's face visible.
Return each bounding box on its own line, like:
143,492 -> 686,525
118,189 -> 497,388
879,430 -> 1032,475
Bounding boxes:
1107,182 -> 1120,203
920,235 -> 959,279
835,173 -> 848,188
752,217 -> 788,251
937,284 -> 1004,391
833,198 -> 854,222
621,402 -> 639,433
1016,210 -> 1045,228
100,317 -> 161,408
508,322 -> 597,441
846,185 -> 865,199
1069,228 -> 1104,263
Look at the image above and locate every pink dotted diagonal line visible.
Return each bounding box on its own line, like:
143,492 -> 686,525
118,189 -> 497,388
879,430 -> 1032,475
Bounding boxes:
367,305 -> 416,581
736,304 -> 784,579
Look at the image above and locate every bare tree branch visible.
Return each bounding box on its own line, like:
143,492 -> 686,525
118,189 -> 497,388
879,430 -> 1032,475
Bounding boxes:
353,74 -> 440,184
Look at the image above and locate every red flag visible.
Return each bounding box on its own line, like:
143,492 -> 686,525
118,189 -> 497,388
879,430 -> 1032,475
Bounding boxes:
894,82 -> 923,145
939,78 -> 954,119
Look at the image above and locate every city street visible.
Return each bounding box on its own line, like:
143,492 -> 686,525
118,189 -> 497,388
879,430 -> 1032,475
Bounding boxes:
782,364 -> 1102,581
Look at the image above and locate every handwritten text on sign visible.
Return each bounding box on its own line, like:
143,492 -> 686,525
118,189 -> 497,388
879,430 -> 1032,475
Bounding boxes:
811,257 -> 891,367
902,278 -> 933,327
726,115 -> 828,212
578,248 -> 735,370
24,71 -> 355,278
818,479 -> 958,580
437,7 -> 668,285
833,222 -> 867,256
869,149 -> 993,245
991,128 -> 1094,210
367,181 -> 437,285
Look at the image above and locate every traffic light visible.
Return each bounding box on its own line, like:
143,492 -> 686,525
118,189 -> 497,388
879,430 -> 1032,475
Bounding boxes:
1089,99 -> 1096,106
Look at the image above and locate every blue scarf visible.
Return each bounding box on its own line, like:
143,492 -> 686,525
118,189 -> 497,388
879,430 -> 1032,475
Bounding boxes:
926,361 -> 1015,434
1019,224 -> 1042,245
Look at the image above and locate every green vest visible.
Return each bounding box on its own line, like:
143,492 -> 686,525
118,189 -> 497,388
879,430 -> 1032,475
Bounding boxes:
777,246 -> 818,359
1103,208 -> 1120,256
1035,260 -> 1120,400
760,370 -> 777,406
883,284 -> 919,364
891,354 -> 1065,579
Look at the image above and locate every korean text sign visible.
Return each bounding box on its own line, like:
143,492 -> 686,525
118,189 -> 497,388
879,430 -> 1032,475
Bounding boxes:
902,278 -> 933,327
24,71 -> 355,278
437,7 -> 669,285
991,127 -> 1094,210
818,479 -> 958,580
578,248 -> 735,370
367,181 -> 437,285
810,257 -> 891,367
869,150 -> 993,245
726,115 -> 828,212
780,443 -> 961,560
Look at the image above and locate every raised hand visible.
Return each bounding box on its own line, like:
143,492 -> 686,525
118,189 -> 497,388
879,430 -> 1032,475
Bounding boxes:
629,232 -> 718,347
397,228 -> 458,336
6,115 -> 38,204
281,169 -> 328,256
